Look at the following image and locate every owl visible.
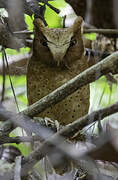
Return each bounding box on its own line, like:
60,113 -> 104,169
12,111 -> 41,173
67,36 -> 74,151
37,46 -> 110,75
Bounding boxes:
27,16 -> 90,126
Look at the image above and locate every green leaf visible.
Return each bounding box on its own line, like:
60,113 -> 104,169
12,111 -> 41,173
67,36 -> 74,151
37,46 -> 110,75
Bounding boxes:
25,14 -> 34,31
40,0 -> 67,28
84,33 -> 97,40
90,76 -> 118,109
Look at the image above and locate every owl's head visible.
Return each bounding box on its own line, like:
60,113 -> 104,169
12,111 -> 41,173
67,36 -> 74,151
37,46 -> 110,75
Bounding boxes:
33,16 -> 84,66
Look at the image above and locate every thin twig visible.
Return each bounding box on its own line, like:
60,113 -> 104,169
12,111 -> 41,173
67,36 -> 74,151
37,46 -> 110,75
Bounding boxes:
2,48 -> 20,112
13,28 -> 118,36
13,30 -> 33,35
84,29 -> 118,35
0,136 -> 41,145
57,101 -> 118,138
39,0 -> 60,14
1,49 -> 6,102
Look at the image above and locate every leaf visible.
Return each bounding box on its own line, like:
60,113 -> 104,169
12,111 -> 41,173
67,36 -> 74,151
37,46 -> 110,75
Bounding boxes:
84,33 -> 97,40
25,14 -> 33,31
43,0 -> 67,27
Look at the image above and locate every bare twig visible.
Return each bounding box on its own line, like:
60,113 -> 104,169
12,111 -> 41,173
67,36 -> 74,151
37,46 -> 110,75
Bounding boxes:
1,49 -> 6,102
0,136 -> 41,145
84,28 -> 118,35
39,0 -> 60,14
13,28 -> 118,36
3,48 -> 20,112
57,101 -> 118,138
13,30 -> 33,35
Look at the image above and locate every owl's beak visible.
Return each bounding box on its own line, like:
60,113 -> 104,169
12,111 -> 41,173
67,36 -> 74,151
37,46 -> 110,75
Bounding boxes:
52,51 -> 65,62
48,44 -> 69,64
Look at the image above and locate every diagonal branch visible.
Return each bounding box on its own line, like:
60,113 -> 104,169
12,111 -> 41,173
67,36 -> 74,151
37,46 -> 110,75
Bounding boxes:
0,52 -> 118,137
22,51 -> 118,117
56,101 -> 118,138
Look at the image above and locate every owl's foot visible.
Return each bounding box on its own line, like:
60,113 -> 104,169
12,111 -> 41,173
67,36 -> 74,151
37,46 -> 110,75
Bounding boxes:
44,117 -> 62,132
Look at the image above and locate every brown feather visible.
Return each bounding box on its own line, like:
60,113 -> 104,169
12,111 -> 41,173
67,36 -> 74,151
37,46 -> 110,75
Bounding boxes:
27,16 -> 90,174
27,16 -> 90,125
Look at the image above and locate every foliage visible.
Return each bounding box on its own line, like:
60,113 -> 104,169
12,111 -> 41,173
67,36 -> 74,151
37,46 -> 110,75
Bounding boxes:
43,0 -> 66,27
84,33 -> 96,40
90,76 -> 118,109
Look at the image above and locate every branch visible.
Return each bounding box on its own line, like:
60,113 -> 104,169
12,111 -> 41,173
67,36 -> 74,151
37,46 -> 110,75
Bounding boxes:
84,28 -> 118,35
23,51 -> 118,117
0,136 -> 40,145
12,28 -> 118,38
56,101 -> 118,138
13,28 -> 118,36
0,100 -> 118,142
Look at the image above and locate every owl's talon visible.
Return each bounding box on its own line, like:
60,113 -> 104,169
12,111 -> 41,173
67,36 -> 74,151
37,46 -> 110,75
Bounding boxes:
54,120 -> 60,131
44,117 -> 54,126
43,117 -> 61,132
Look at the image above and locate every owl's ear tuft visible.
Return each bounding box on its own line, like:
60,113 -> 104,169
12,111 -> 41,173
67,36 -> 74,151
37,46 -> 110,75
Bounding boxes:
33,18 -> 46,31
72,16 -> 83,33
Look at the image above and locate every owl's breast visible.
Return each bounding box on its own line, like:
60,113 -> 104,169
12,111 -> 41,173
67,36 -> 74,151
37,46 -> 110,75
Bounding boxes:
27,57 -> 90,125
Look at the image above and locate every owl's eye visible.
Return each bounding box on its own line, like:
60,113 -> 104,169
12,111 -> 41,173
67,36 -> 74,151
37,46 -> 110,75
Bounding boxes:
40,35 -> 48,47
70,38 -> 77,47
41,41 -> 48,47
